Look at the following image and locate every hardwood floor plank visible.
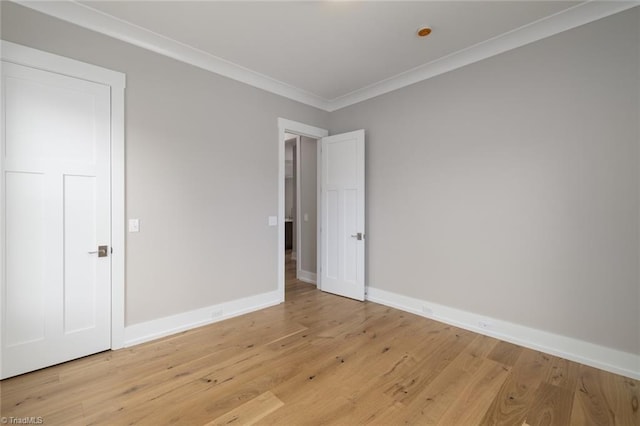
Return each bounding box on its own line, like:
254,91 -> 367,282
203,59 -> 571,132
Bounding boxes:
206,391 -> 284,426
274,319 -> 453,424
74,316 -> 305,422
544,355 -> 581,391
1,254 -> 637,425
97,297 -> 396,424
436,358 -> 511,425
487,340 -> 523,367
82,326 -> 318,424
382,328 -> 476,404
570,365 -> 639,426
374,334 -> 503,425
480,349 -> 554,425
523,382 -> 574,426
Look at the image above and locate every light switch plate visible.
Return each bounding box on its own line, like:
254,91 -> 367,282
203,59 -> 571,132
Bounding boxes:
268,216 -> 278,226
303,213 -> 309,222
128,219 -> 140,232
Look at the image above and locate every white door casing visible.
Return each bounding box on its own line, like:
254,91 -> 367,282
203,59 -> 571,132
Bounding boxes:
277,119 -> 328,301
320,130 -> 365,301
0,41 -> 126,379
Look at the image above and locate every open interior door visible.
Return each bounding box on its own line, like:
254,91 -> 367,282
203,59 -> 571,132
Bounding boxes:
319,130 -> 365,301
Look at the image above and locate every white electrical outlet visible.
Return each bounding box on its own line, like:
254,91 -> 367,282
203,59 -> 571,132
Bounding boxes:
478,320 -> 492,330
128,219 -> 140,233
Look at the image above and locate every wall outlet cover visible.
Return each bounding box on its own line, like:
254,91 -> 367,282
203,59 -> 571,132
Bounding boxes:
128,219 -> 140,232
478,320 -> 492,329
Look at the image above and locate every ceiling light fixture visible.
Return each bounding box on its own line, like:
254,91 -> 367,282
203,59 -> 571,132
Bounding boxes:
417,26 -> 432,37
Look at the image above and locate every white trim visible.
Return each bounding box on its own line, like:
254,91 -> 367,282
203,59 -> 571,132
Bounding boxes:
16,0 -> 329,111
297,270 -> 317,285
110,82 -> 126,350
15,1 -> 640,112
124,290 -> 281,347
0,47 -> 5,377
366,287 -> 640,380
329,1 -> 640,111
0,39 -> 125,88
294,136 -> 302,281
0,40 -> 127,352
316,139 -> 322,290
277,119 -> 328,302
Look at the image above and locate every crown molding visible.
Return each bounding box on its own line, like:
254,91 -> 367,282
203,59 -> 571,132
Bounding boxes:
328,1 -> 640,111
15,1 -> 639,113
15,0 -> 331,111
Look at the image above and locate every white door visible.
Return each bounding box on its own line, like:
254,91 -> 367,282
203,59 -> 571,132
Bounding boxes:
319,130 -> 365,301
1,61 -> 112,379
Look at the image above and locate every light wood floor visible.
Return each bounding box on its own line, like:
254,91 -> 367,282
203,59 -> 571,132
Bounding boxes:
1,253 -> 638,425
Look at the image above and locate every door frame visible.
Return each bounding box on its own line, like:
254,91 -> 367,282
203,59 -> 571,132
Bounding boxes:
277,119 -> 327,301
294,135 -> 320,286
0,40 -> 126,351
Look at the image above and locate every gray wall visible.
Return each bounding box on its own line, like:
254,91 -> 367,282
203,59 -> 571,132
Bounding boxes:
285,140 -> 294,219
330,8 -> 640,356
285,179 -> 294,219
292,142 -> 297,254
299,136 -> 317,274
0,2 -> 329,326
3,2 -> 638,357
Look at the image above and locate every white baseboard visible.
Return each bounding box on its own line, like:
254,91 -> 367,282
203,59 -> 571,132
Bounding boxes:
291,251 -> 297,260
366,287 -> 640,380
297,269 -> 317,285
124,290 -> 282,347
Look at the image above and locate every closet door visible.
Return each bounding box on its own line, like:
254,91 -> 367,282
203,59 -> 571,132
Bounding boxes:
1,61 -> 111,378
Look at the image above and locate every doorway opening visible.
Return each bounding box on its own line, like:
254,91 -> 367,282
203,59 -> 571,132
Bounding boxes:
277,119 -> 366,303
284,133 -> 320,296
277,119 -> 328,302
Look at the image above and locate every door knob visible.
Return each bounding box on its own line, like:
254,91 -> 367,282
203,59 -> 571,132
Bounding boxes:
88,245 -> 108,257
350,232 -> 364,241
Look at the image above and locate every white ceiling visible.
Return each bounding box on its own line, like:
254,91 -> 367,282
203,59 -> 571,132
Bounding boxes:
78,1 -> 578,100
19,1 -> 638,110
